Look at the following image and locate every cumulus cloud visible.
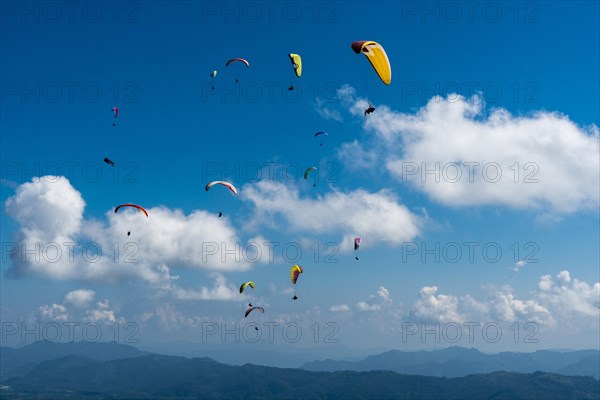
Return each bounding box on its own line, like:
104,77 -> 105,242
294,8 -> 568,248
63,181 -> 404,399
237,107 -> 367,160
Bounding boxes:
338,86 -> 599,217
5,176 -> 85,241
410,270 -> 598,328
64,289 -> 96,308
86,300 -> 119,323
242,181 -> 421,248
38,289 -> 122,324
411,285 -> 555,326
412,286 -> 464,323
4,177 -> 257,284
377,286 -> 391,302
537,270 -> 600,319
356,286 -> 393,312
38,303 -> 69,322
489,288 -> 554,326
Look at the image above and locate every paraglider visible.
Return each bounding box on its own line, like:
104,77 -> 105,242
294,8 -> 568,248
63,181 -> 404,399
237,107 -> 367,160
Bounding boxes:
205,181 -> 238,196
351,41 -> 392,85
304,166 -> 317,187
112,107 -> 118,126
354,237 -> 362,260
226,58 -> 250,84
364,105 -> 376,116
115,204 -> 148,237
239,281 -> 255,294
314,131 -> 328,146
104,157 -> 115,167
206,182 -> 236,218
304,166 -> 317,180
290,265 -> 303,300
210,70 -> 217,90
288,53 -> 302,90
244,306 -> 264,318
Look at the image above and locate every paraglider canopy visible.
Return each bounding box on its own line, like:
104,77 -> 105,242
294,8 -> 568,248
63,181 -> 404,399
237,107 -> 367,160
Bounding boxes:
288,53 -> 302,77
290,265 -> 303,284
115,204 -> 149,217
351,41 -> 392,85
354,237 -> 362,250
104,158 -> 115,167
226,58 -> 250,67
245,306 -> 265,318
205,181 -> 238,196
240,281 -> 255,294
304,166 -> 317,180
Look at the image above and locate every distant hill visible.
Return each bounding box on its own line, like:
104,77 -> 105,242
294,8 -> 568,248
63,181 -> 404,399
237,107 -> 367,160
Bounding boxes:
301,346 -> 600,379
140,341 -> 382,368
0,340 -> 149,380
4,354 -> 599,399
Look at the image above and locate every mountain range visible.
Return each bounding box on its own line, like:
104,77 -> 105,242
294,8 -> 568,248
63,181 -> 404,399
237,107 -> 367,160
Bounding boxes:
1,341 -> 598,399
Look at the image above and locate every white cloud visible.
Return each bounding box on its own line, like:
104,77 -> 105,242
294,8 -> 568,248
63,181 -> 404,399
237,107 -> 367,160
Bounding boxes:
412,286 -> 464,323
410,270 -> 598,329
64,289 -> 96,309
339,87 -> 599,217
38,290 -> 123,325
5,176 -> 85,241
171,273 -> 240,301
511,260 -> 527,272
155,264 -> 179,290
4,177 -> 257,284
242,181 -> 421,247
537,270 -> 600,319
38,303 -> 69,322
356,286 -> 393,312
489,288 -> 555,326
357,301 -> 381,311
86,300 -> 119,323
377,286 -> 391,302
539,274 -> 553,291
330,304 -> 351,313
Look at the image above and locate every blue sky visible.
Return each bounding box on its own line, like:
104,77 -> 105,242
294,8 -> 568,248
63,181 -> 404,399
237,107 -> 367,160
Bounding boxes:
1,1 -> 599,352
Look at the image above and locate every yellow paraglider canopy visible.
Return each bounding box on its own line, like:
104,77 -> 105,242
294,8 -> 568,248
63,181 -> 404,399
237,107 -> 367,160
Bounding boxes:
288,53 -> 302,77
239,281 -> 255,294
351,41 -> 391,85
290,265 -> 303,284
